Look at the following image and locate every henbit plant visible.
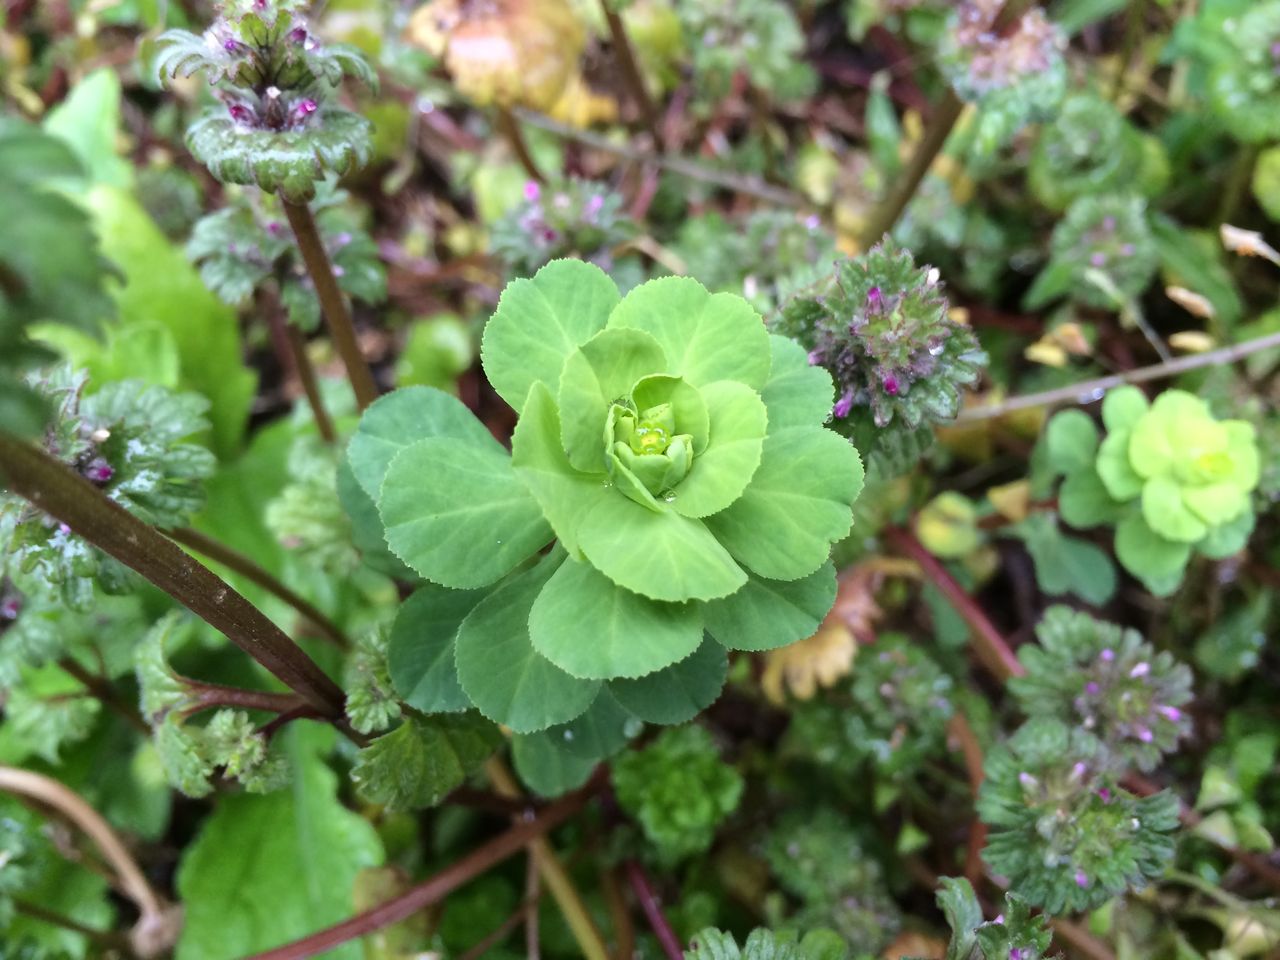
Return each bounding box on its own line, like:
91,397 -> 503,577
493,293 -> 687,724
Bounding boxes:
938,0 -> 1067,155
155,0 -> 380,408
1045,387 -> 1261,595
490,177 -> 637,279
1206,0 -> 1280,144
774,240 -> 987,475
347,258 -> 864,773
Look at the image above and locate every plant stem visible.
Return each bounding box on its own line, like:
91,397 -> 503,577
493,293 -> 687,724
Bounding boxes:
166,526 -> 349,650
280,198 -> 379,411
179,681 -> 309,720
287,322 -> 338,444
625,860 -> 683,960
0,432 -> 346,717
599,0 -> 660,140
486,758 -> 611,960
12,900 -> 132,953
496,105 -> 545,183
883,525 -> 1025,682
947,713 -> 989,886
243,775 -> 602,960
262,285 -> 337,444
0,767 -> 176,957
57,658 -> 150,734
1216,143 -> 1260,227
857,89 -> 963,249
955,329 -> 1280,422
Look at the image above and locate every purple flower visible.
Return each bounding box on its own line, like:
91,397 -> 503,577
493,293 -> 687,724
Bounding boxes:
1158,706 -> 1183,722
1085,681 -> 1100,695
294,98 -> 318,119
83,457 -> 114,485
266,221 -> 284,237
805,214 -> 821,231
1135,725 -> 1154,743
223,38 -> 245,55
289,26 -> 308,44
0,597 -> 21,621
1098,787 -> 1113,803
1102,215 -> 1117,232
1089,252 -> 1107,268
1120,243 -> 1136,256
866,286 -> 883,311
585,194 -> 605,216
882,375 -> 900,396
806,348 -> 824,366
523,180 -> 541,202
1129,661 -> 1150,678
833,390 -> 854,419
1075,869 -> 1089,888
1100,648 -> 1115,662
227,103 -> 255,125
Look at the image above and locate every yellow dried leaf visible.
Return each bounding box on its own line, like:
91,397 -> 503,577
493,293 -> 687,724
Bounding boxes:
987,479 -> 1030,522
882,932 -> 947,960
1165,285 -> 1216,320
1024,339 -> 1068,368
546,70 -> 618,128
1221,224 -> 1280,266
407,0 -> 585,111
1169,330 -> 1216,353
917,491 -> 982,559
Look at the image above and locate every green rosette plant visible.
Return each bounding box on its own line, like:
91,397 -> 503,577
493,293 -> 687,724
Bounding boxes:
1206,0 -> 1280,144
347,259 -> 863,743
1047,387 -> 1260,595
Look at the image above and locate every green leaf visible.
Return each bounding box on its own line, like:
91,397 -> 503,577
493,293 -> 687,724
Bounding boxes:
42,69 -> 132,189
348,385 -> 502,500
703,562 -> 837,651
671,380 -> 768,519
1008,514 -> 1116,606
176,726 -> 383,960
529,555 -> 704,679
1151,216 -> 1243,329
352,713 -> 501,811
576,493 -> 747,602
511,380 -> 613,558
557,327 -> 669,472
607,276 -> 772,388
388,584 -> 486,714
544,688 -> 636,760
380,437 -> 552,589
1043,410 -> 1098,475
758,334 -> 836,429
86,187 -> 256,458
1141,475 -> 1207,543
335,459 -> 414,579
454,554 -> 601,732
936,877 -> 982,960
512,730 -> 599,797
1197,509 -> 1255,559
1058,468 -> 1125,529
1101,385 -> 1149,432
480,259 -> 619,412
610,636 -> 728,725
1095,427 -> 1143,501
1114,512 -> 1190,597
704,427 -> 862,581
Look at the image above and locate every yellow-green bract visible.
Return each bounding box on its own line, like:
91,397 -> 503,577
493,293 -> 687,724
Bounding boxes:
347,259 -> 864,737
1050,386 -> 1260,597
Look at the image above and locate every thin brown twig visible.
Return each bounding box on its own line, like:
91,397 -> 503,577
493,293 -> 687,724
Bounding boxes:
280,198 -> 379,411
0,767 -> 178,957
285,323 -> 338,444
497,106 -> 545,183
166,526 -> 349,651
599,0 -> 659,139
242,776 -> 602,960
512,108 -> 809,208
957,330 -> 1280,423
947,713 -> 989,886
625,860 -> 683,960
177,681 -> 309,720
0,433 -> 346,718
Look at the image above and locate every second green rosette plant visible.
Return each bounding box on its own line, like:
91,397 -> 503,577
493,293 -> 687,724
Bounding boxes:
345,259 -> 863,741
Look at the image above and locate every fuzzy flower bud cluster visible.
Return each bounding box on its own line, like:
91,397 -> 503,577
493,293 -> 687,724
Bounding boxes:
156,0 -> 377,200
490,179 -> 636,278
773,240 -> 986,475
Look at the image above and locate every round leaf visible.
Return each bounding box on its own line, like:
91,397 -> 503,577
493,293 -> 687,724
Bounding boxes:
388,584 -> 489,714
381,438 -> 552,588
609,637 -> 728,725
454,556 -> 600,733
1141,475 -> 1207,543
480,259 -> 620,413
606,276 -> 771,388
529,556 -> 704,679
512,731 -> 598,797
1114,512 -> 1191,597
758,334 -> 835,429
543,689 -> 637,760
1043,410 -> 1099,476
670,380 -> 768,519
1058,468 -> 1125,529
510,381 -> 612,558
703,562 -> 837,652
1101,385 -> 1149,431
577,493 -> 747,602
703,427 -> 863,581
348,386 -> 499,499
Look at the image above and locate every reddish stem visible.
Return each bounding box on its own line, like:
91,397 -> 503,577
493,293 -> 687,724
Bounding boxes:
883,525 -> 1025,682
243,778 -> 602,960
624,860 -> 683,960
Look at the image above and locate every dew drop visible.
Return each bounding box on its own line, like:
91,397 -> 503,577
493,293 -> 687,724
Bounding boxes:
928,343 -> 944,356
623,718 -> 644,738
562,729 -> 574,742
